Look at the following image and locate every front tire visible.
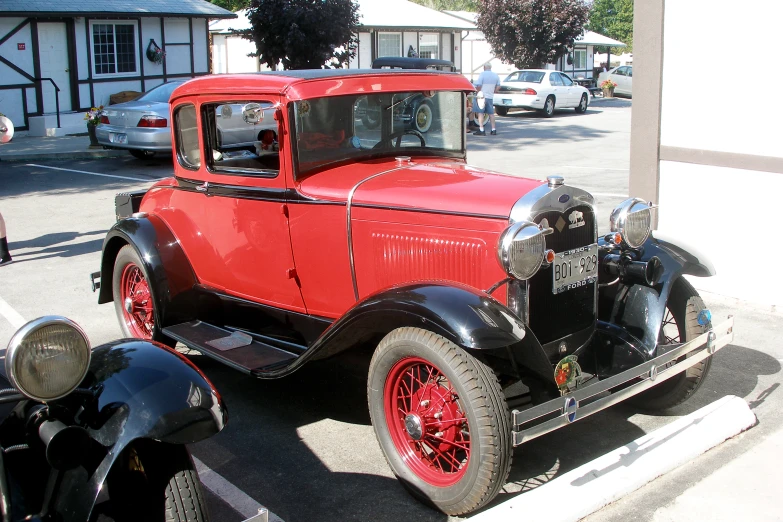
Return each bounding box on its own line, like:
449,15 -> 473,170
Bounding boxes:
575,94 -> 588,113
112,244 -> 174,345
630,278 -> 712,411
107,441 -> 209,522
367,327 -> 512,516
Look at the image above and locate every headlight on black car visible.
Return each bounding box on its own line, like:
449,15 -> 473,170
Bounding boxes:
610,198 -> 652,248
5,316 -> 91,401
497,221 -> 547,280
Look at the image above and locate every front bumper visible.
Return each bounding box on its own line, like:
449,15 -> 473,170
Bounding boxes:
512,316 -> 734,446
95,124 -> 171,151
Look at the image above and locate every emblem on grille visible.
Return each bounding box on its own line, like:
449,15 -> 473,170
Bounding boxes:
568,210 -> 585,229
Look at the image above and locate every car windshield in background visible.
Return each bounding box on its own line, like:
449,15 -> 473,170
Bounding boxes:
293,91 -> 464,176
137,81 -> 185,103
506,71 -> 545,83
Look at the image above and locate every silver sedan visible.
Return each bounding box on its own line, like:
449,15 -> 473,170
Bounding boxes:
96,81 -> 185,159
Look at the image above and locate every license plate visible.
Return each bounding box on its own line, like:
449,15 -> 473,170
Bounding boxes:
503,99 -> 511,105
110,133 -> 127,144
552,244 -> 598,294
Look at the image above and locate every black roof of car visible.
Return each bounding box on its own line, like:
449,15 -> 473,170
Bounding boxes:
372,57 -> 457,72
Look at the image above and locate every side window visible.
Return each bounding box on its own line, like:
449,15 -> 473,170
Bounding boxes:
627,67 -> 633,77
560,73 -> 574,86
202,101 -> 279,176
506,72 -> 519,82
174,104 -> 200,170
615,67 -> 627,77
549,73 -> 563,86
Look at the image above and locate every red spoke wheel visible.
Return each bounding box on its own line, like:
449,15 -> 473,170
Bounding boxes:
630,278 -> 713,411
112,245 -> 174,346
368,328 -> 512,515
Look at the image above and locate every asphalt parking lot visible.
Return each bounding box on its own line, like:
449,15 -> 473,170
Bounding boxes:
1,98 -> 781,521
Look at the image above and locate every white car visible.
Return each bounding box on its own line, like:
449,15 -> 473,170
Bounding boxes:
494,69 -> 590,117
597,65 -> 633,97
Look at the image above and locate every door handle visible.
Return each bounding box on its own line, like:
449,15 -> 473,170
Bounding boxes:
195,181 -> 209,192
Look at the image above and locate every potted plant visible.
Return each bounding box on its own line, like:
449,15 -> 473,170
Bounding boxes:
601,79 -> 617,98
84,106 -> 104,147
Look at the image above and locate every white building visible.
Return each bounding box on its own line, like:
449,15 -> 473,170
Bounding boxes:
209,0 -> 475,74
445,10 -> 625,83
631,0 -> 782,306
0,0 -> 234,135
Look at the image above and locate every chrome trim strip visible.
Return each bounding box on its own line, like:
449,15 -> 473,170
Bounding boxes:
346,165 -> 412,301
511,316 -> 734,446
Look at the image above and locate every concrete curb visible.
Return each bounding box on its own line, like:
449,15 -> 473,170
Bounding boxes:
470,395 -> 756,522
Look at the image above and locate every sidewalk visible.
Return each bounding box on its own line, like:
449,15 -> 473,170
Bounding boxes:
0,132 -> 124,162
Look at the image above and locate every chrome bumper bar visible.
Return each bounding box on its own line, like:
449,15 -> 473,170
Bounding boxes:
511,316 -> 734,446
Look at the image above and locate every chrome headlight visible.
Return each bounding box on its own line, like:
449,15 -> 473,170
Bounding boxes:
5,316 -> 91,401
610,198 -> 652,248
497,221 -> 547,280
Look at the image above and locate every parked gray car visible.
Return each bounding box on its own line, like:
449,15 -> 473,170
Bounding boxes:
96,80 -> 185,159
97,81 -> 276,160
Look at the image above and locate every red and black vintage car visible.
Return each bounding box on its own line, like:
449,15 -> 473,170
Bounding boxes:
92,70 -> 733,515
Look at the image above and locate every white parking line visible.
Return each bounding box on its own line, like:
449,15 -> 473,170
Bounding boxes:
0,294 -> 280,522
0,295 -> 25,329
194,457 -> 283,522
25,163 -> 162,183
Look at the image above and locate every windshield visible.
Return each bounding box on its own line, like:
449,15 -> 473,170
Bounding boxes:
138,81 -> 185,103
505,71 -> 545,83
292,91 -> 464,176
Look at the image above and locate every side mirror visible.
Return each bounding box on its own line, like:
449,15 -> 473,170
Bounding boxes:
242,103 -> 265,124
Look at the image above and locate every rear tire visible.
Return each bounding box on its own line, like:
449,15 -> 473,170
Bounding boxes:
495,106 -> 509,116
630,278 -> 712,411
108,441 -> 209,522
129,149 -> 156,160
541,96 -> 555,117
367,327 -> 512,516
412,100 -> 434,133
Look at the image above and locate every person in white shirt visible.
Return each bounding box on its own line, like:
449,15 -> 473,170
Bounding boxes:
0,211 -> 12,266
473,62 -> 500,135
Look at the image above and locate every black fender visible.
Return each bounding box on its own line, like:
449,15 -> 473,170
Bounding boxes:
53,339 -> 227,521
98,215 -> 199,328
254,282 -> 553,380
599,233 -> 715,358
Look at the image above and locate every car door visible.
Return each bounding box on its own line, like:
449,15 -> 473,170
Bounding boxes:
167,95 -> 307,314
614,66 -> 630,95
548,72 -> 565,106
558,72 -> 579,106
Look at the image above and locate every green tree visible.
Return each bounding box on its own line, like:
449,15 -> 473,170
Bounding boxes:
241,0 -> 360,70
477,0 -> 590,69
587,0 -> 633,53
209,0 -> 252,11
410,0 -> 479,10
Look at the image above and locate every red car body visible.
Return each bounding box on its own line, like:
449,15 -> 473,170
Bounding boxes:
94,70 -> 730,516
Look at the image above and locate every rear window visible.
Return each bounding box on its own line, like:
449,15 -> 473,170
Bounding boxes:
137,81 -> 184,103
505,71 -> 545,83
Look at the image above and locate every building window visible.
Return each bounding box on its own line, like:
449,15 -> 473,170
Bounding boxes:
419,33 -> 439,59
573,49 -> 587,70
377,32 -> 402,57
90,21 -> 138,76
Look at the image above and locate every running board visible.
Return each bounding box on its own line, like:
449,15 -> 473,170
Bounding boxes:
163,321 -> 298,375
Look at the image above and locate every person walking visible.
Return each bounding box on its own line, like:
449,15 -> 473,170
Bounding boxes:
0,211 -> 12,266
473,62 -> 501,136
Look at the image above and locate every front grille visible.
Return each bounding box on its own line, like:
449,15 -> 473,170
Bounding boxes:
527,205 -> 597,346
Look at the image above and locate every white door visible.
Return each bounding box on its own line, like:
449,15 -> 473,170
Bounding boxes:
38,23 -> 72,113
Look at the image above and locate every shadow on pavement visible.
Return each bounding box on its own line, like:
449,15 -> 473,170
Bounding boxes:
184,340 -> 778,521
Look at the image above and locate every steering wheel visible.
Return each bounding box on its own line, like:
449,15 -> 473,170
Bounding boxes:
373,129 -> 426,149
